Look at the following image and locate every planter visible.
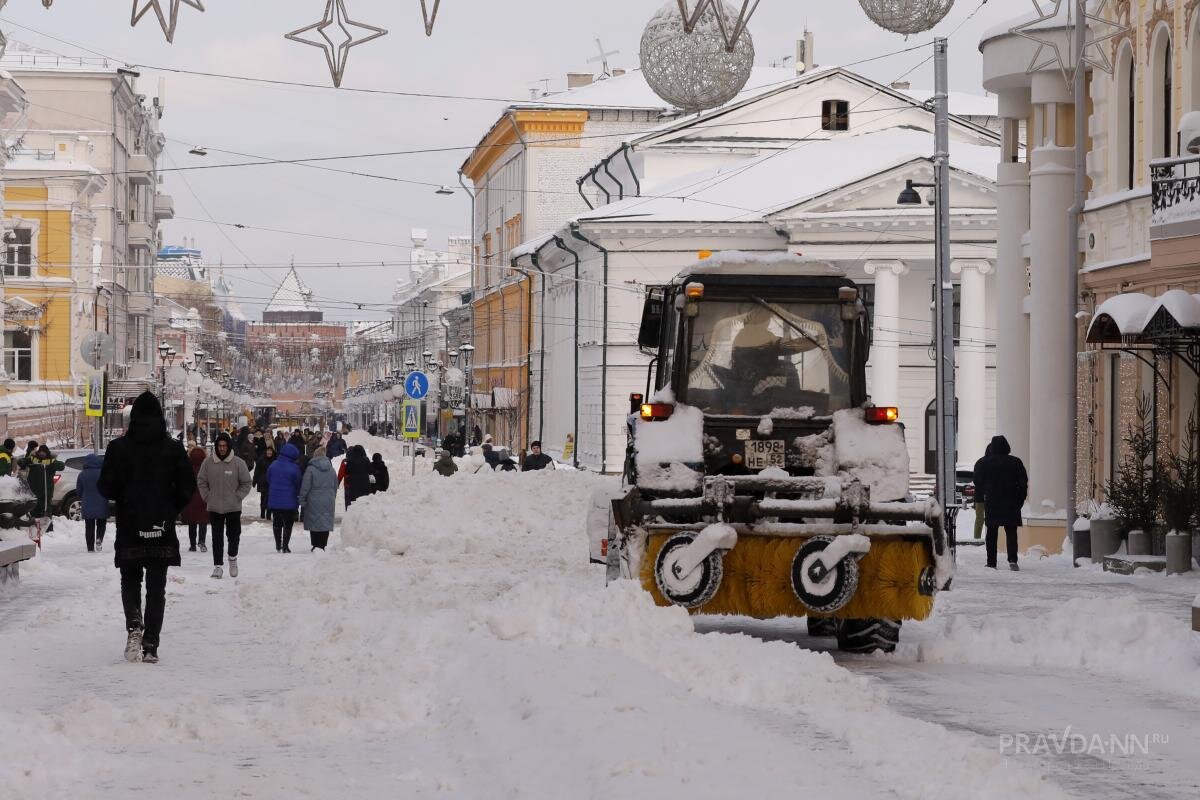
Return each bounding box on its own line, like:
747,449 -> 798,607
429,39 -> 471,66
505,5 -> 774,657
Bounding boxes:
1151,526 -> 1168,557
1166,532 -> 1193,575
1090,518 -> 1122,563
1071,527 -> 1091,565
1127,529 -> 1150,556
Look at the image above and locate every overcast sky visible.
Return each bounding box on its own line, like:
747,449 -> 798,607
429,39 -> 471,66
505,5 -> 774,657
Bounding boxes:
1,0 -> 1019,321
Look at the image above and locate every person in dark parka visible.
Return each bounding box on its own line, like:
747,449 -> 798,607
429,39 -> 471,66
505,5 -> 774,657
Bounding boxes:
76,453 -> 109,552
99,391 -> 196,664
254,445 -> 276,520
26,445 -> 65,524
338,445 -> 373,507
370,453 -> 390,494
521,441 -> 554,472
180,446 -> 209,552
972,435 -> 1028,571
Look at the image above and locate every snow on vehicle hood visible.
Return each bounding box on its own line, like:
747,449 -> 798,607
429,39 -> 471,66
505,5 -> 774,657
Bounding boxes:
634,404 -> 704,466
831,408 -> 910,502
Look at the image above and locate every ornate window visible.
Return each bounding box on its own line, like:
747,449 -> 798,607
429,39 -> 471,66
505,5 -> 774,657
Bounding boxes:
1150,26 -> 1173,160
4,330 -> 32,382
1116,44 -> 1136,189
4,228 -> 32,278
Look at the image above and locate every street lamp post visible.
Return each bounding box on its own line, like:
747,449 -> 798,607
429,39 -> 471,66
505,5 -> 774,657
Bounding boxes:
897,37 -> 957,527
460,342 -> 475,446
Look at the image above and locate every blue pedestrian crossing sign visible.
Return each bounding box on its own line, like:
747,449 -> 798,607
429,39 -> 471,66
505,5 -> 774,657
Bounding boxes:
405,371 -> 430,400
402,399 -> 421,440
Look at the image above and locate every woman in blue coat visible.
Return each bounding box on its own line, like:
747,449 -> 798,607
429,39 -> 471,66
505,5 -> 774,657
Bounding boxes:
266,442 -> 303,553
75,453 -> 109,552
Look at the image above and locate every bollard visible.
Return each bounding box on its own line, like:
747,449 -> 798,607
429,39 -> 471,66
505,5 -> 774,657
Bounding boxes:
1166,532 -> 1193,575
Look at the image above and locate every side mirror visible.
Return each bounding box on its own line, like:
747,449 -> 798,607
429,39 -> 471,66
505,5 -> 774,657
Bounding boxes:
638,289 -> 665,352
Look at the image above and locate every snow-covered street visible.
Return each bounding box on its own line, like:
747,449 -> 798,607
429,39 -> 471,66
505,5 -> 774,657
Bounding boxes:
2,451 -> 1198,799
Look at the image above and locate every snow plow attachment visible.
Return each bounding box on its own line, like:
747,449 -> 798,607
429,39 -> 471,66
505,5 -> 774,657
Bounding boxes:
612,474 -> 952,622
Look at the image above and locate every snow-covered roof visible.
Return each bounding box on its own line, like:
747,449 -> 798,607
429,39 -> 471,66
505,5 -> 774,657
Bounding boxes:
264,268 -> 321,316
981,6 -> 1073,47
0,390 -> 78,411
520,66 -> 801,112
1087,290 -> 1200,343
576,128 -> 999,225
0,41 -> 121,74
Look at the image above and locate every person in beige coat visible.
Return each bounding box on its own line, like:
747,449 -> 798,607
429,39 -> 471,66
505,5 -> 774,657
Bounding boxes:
197,432 -> 252,579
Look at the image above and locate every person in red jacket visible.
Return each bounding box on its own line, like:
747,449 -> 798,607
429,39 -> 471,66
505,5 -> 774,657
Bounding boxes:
180,446 -> 209,552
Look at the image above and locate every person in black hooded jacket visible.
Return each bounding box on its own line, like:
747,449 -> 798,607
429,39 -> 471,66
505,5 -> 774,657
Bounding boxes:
972,435 -> 1028,571
99,391 -> 196,664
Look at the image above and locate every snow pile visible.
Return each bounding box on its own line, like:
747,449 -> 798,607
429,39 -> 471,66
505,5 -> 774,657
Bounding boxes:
638,462 -> 703,492
793,430 -> 834,474
634,403 -> 704,466
831,408 -> 909,501
227,469 -> 1066,800
757,416 -> 774,436
770,406 -> 817,420
911,594 -> 1200,697
0,475 -> 33,502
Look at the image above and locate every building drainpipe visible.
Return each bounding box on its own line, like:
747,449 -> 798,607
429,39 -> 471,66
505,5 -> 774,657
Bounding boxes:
570,223 -> 609,474
457,168 -> 475,439
576,176 -> 594,210
621,143 -> 641,196
552,234 -> 581,469
601,156 -> 625,201
521,246 -> 548,443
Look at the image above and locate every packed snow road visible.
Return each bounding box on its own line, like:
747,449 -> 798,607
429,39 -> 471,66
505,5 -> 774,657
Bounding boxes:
2,439 -> 1197,799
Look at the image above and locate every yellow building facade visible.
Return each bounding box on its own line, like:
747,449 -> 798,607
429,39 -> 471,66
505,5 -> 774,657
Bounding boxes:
2,154 -> 104,428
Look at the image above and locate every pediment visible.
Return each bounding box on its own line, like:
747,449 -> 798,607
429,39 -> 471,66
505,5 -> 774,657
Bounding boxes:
767,160 -> 996,220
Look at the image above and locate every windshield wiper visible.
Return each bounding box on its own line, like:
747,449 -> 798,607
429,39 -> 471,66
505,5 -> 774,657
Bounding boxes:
750,296 -> 824,350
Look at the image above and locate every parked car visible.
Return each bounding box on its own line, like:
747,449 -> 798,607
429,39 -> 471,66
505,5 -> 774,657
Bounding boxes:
51,449 -> 115,521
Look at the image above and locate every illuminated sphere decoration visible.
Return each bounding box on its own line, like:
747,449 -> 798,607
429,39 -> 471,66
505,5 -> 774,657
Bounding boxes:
858,0 -> 955,35
640,1 -> 754,114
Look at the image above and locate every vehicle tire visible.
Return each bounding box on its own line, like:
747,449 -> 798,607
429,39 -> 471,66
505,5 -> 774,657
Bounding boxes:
806,616 -> 839,638
836,618 -> 901,654
62,493 -> 83,522
654,532 -> 723,609
791,536 -> 859,614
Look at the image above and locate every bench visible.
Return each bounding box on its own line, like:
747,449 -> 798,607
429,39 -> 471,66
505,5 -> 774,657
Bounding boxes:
0,534 -> 37,587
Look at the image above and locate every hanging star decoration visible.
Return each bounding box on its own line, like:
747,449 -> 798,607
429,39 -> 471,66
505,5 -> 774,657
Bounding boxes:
131,0 -> 205,44
1009,0 -> 1131,90
286,0 -> 388,88
419,0 -> 442,37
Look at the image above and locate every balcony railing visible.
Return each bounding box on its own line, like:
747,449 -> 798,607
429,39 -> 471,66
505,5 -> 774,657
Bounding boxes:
1151,154 -> 1200,234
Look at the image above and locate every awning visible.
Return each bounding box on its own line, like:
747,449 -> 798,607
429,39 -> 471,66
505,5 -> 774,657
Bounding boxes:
1087,290 -> 1200,344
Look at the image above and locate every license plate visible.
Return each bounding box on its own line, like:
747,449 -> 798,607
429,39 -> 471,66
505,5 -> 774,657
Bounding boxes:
745,440 -> 785,470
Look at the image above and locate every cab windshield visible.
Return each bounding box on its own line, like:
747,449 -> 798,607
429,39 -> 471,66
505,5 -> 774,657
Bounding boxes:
684,299 -> 853,417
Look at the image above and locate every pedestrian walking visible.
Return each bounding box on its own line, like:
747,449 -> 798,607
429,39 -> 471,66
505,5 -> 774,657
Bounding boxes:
326,431 -> 347,459
521,441 -> 554,472
371,453 -> 390,493
971,442 -> 994,540
267,442 -> 303,553
197,432 -> 253,579
98,391 -> 196,664
299,446 -> 337,551
433,449 -> 458,477
180,446 -> 209,552
26,445 -> 64,533
273,431 -> 286,454
236,427 -> 257,471
338,445 -> 373,508
973,435 -> 1028,571
76,453 -> 109,552
481,443 -> 500,471
255,445 -> 275,520
0,438 -> 15,477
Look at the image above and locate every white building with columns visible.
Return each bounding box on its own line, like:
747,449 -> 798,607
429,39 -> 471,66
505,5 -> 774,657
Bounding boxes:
513,67 -> 1001,474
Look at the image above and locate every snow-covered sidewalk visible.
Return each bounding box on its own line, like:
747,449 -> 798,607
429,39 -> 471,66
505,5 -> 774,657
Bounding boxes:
2,442 -> 1197,798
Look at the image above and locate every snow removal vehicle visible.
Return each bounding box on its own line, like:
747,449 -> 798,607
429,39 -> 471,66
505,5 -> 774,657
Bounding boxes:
607,254 -> 954,653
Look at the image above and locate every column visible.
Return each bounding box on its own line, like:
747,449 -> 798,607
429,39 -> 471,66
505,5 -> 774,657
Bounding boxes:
864,260 -> 908,406
953,260 -> 992,466
1027,72 -> 1074,515
995,89 -> 1032,466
